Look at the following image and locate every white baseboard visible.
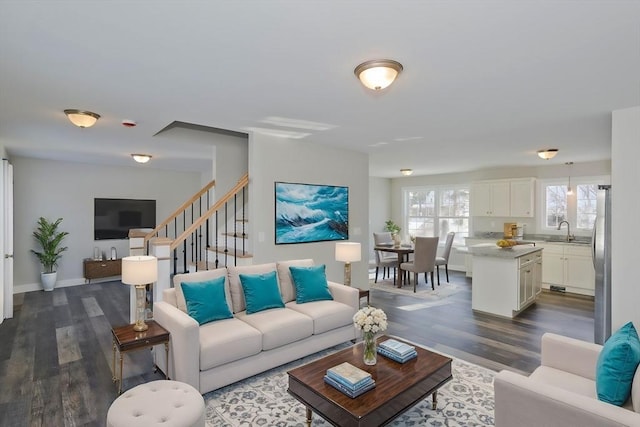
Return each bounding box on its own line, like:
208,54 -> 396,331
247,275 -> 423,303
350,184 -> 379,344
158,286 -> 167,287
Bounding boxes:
13,276 -> 119,294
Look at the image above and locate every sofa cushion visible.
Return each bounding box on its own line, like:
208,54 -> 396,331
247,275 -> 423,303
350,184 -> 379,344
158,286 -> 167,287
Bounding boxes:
228,263 -> 277,313
596,321 -> 640,406
289,264 -> 333,304
276,259 -> 314,303
236,308 -> 313,350
180,277 -> 233,325
286,300 -> 354,335
239,271 -> 285,314
199,317 -> 262,371
173,268 -> 230,313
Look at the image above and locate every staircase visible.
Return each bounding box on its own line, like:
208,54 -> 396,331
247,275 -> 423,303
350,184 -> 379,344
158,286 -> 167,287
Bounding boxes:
133,173 -> 251,274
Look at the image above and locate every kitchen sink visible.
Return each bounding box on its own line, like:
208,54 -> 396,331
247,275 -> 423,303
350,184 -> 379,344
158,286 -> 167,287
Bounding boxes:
544,238 -> 590,245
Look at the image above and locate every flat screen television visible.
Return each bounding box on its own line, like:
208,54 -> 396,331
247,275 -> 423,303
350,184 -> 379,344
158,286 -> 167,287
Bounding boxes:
94,198 -> 156,240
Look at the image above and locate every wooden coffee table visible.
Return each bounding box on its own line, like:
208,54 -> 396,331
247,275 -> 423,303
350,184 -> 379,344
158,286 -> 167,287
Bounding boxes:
287,335 -> 452,427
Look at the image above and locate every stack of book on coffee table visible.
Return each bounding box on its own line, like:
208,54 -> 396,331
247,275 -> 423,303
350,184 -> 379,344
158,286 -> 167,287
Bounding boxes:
377,338 -> 418,363
324,362 -> 375,398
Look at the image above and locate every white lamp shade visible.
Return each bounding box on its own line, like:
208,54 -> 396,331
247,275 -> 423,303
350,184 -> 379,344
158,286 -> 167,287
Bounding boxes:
122,255 -> 158,285
335,242 -> 361,263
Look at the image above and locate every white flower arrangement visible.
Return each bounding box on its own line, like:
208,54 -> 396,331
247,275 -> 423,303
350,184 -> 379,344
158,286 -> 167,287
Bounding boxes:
353,306 -> 387,334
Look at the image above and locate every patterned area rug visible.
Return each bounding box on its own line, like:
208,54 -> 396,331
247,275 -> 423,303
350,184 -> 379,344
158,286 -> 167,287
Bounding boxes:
203,344 -> 495,426
370,278 -> 463,302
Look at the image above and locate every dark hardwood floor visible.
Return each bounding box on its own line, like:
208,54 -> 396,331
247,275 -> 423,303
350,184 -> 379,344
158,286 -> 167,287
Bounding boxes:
0,271 -> 593,426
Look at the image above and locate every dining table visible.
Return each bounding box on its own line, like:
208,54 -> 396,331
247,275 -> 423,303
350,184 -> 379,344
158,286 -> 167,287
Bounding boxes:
374,244 -> 415,288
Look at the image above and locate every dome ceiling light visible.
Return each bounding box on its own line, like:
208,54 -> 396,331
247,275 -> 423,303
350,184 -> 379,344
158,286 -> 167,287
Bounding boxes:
354,59 -> 403,91
537,149 -> 559,160
131,154 -> 152,164
64,109 -> 100,128
400,169 -> 413,176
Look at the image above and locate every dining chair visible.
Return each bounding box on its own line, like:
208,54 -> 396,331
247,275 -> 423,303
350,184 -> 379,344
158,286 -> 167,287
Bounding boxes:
435,232 -> 455,285
373,232 -> 398,285
400,236 -> 439,292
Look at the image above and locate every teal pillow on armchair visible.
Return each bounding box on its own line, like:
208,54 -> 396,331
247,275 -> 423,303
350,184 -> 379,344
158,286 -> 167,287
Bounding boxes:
596,321 -> 640,406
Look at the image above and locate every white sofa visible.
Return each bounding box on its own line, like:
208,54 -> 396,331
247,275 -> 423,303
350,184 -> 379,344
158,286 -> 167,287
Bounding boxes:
153,259 -> 359,394
495,333 -> 640,427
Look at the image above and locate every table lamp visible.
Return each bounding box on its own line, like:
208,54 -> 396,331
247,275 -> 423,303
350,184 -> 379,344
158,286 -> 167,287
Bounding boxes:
335,242 -> 361,287
122,255 -> 158,332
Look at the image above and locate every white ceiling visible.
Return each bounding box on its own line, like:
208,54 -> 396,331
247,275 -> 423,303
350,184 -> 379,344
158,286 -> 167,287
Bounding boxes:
1,1 -> 638,177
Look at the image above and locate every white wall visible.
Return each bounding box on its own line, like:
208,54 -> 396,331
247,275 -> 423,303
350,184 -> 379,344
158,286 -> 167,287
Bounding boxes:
213,134 -> 248,199
248,133 -> 369,289
611,106 -> 640,331
13,157 -> 202,292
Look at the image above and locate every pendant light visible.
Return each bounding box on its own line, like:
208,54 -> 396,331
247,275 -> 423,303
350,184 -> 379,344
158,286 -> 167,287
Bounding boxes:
566,162 -> 574,195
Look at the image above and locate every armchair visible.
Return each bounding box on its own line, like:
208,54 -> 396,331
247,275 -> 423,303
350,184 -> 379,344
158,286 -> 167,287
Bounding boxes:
495,333 -> 640,427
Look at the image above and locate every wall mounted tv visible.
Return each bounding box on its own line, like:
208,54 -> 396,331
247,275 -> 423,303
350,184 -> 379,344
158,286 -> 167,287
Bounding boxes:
94,198 -> 156,240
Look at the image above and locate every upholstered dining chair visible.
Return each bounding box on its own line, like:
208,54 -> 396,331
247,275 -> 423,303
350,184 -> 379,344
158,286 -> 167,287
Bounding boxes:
435,232 -> 455,286
400,236 -> 439,292
373,232 -> 398,285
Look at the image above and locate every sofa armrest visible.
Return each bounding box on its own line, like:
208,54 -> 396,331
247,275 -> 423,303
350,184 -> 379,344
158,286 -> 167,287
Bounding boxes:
327,282 -> 359,311
153,301 -> 200,391
495,370 -> 640,427
541,333 -> 602,380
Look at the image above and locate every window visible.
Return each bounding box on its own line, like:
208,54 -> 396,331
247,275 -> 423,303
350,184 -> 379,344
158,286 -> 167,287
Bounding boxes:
404,186 -> 469,245
539,176 -> 607,233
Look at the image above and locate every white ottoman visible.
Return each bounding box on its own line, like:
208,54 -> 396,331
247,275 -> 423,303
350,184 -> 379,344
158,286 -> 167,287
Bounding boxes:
107,380 -> 205,427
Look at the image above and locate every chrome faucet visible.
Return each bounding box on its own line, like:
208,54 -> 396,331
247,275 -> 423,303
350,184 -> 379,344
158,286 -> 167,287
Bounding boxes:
557,220 -> 575,242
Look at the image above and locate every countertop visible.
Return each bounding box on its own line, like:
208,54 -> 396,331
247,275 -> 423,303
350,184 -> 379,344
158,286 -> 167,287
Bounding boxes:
468,243 -> 542,259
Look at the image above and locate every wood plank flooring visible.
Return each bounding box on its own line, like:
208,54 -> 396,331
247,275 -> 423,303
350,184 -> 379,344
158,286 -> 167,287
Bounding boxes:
0,271 -> 593,426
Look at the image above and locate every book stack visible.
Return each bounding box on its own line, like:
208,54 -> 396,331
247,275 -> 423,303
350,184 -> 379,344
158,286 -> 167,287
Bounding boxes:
377,339 -> 418,363
324,362 -> 375,398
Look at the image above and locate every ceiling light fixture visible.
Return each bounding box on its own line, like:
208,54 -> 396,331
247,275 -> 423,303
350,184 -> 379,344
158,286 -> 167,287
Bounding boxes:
354,59 -> 403,91
131,154 -> 152,164
566,162 -> 574,195
537,149 -> 558,160
64,109 -> 100,128
400,169 -> 413,176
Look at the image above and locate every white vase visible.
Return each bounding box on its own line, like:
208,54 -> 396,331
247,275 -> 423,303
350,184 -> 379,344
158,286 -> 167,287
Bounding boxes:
41,272 -> 57,291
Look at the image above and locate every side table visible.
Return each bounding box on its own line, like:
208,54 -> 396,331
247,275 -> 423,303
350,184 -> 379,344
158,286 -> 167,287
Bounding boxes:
111,320 -> 170,394
358,289 -> 370,306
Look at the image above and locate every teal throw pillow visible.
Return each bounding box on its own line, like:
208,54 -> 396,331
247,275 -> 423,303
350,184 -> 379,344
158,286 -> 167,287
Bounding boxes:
289,264 -> 333,304
239,271 -> 284,314
180,277 -> 233,325
596,321 -> 640,405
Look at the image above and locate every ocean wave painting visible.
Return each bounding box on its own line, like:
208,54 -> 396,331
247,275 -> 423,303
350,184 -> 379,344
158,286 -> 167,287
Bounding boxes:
275,182 -> 349,244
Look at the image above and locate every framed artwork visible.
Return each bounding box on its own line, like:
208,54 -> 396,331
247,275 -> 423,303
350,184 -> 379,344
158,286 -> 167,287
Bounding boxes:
275,181 -> 349,244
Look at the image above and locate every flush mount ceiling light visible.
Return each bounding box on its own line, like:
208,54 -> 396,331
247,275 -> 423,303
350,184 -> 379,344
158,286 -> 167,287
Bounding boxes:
131,154 -> 152,164
354,59 -> 403,90
537,149 -> 559,160
400,169 -> 413,176
64,109 -> 100,128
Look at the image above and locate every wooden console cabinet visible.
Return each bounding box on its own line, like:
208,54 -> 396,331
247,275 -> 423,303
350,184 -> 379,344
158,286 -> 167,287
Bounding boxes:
83,258 -> 122,283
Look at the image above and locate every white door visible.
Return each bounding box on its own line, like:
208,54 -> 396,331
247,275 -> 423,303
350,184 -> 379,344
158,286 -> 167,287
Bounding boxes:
1,159 -> 14,321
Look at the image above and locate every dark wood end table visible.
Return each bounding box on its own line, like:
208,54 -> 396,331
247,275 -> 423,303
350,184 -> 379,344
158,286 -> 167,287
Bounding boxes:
111,320 -> 170,394
287,335 -> 452,427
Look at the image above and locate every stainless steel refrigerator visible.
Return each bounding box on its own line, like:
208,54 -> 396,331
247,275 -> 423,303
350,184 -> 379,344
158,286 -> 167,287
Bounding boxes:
592,184 -> 612,345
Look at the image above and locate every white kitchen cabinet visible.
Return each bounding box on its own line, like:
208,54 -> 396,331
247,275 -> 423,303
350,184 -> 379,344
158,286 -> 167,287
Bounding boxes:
540,243 -> 595,295
470,181 -> 510,217
518,252 -> 540,311
510,178 -> 535,217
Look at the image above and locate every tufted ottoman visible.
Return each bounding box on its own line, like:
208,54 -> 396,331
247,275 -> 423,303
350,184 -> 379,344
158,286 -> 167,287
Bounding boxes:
107,380 -> 205,427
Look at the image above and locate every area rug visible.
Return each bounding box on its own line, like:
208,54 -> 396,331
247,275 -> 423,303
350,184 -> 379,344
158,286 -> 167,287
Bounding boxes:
203,344 -> 495,426
370,278 -> 463,302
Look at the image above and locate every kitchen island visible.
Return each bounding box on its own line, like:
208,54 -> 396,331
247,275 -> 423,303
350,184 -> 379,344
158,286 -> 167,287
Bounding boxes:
469,244 -> 543,318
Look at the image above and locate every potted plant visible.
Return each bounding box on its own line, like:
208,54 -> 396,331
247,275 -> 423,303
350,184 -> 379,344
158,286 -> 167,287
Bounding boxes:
31,217 -> 69,291
384,220 -> 402,246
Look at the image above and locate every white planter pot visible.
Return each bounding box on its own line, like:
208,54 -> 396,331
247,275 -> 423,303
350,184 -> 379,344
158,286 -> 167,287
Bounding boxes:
41,272 -> 57,291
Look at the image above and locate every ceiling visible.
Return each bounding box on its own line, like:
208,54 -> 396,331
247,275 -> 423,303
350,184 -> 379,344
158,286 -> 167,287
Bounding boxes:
1,1 -> 638,177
